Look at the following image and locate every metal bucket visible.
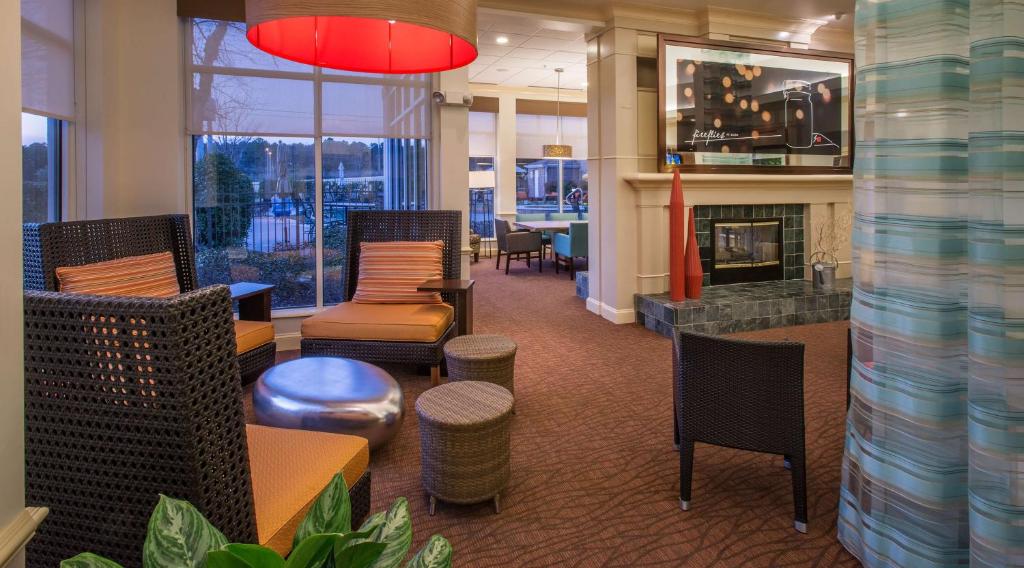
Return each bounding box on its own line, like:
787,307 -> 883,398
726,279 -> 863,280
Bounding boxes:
813,262 -> 836,291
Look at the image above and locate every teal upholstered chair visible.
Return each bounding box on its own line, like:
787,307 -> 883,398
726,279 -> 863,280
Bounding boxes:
516,213 -> 551,257
553,222 -> 588,279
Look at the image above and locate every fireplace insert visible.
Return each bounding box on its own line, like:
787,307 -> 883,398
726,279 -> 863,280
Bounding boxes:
709,218 -> 784,285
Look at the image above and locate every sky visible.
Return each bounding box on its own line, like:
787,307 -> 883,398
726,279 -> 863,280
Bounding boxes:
22,113 -> 49,146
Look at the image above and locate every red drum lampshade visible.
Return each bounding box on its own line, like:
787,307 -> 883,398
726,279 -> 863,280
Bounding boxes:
245,0 -> 478,74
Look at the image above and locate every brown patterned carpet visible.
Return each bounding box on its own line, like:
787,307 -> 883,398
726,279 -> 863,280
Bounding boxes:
250,257 -> 859,567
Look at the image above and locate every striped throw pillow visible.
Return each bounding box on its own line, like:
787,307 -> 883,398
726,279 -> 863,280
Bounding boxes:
56,251 -> 181,298
353,241 -> 444,304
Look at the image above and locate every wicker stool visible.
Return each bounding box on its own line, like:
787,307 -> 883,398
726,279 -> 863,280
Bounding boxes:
415,381 -> 513,515
443,334 -> 517,396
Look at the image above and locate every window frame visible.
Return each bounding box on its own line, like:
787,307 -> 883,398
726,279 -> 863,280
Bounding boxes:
182,19 -> 432,317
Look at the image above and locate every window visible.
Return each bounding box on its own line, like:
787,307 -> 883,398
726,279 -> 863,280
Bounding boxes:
515,113 -> 588,216
187,19 -> 430,310
21,0 -> 75,223
468,111 -> 496,238
22,113 -> 61,223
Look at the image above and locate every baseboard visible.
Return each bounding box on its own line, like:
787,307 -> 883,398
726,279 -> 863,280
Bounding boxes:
586,298 -> 635,325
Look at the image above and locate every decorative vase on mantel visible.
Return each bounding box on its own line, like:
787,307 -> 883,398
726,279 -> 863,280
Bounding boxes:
669,170 -> 686,302
684,207 -> 703,299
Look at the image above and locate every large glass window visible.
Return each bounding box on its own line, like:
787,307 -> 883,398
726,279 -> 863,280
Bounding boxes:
187,19 -> 430,310
22,113 -> 61,223
468,111 -> 496,238
515,113 -> 588,216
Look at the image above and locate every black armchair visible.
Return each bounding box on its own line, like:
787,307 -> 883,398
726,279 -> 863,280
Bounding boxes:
673,331 -> 808,533
495,219 -> 543,274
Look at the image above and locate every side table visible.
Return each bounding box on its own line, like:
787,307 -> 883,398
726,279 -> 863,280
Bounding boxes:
230,282 -> 275,322
417,279 -> 474,336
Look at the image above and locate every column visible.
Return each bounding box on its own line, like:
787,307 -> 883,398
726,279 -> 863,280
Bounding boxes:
433,67 -> 472,278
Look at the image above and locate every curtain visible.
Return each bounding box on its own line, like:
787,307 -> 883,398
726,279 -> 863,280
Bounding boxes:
840,1 -> 1023,566
21,0 -> 75,120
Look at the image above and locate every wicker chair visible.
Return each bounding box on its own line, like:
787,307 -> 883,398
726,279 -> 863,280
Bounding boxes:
22,215 -> 275,384
23,286 -> 371,568
673,331 -> 808,533
301,211 -> 462,384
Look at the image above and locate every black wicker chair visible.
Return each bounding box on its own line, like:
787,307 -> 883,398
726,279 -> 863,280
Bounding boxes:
23,286 -> 370,567
673,331 -> 808,533
300,210 -> 462,383
23,214 -> 275,384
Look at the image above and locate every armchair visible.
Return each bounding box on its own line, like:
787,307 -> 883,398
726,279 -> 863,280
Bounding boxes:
674,331 -> 808,533
24,286 -> 370,567
495,219 -> 543,274
553,221 -> 588,279
300,211 -> 462,386
23,215 -> 275,384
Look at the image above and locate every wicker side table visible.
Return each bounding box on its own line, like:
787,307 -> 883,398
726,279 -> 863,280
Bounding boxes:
443,334 -> 517,396
415,381 -> 513,515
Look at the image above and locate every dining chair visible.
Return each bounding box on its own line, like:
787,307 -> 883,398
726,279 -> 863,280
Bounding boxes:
495,219 -> 543,275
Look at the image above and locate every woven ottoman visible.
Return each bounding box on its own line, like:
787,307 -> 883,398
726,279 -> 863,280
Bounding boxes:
415,381 -> 513,515
443,334 -> 517,396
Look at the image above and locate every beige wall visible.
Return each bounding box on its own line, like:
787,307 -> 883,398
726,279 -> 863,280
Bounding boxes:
80,0 -> 186,220
1,0 -> 26,563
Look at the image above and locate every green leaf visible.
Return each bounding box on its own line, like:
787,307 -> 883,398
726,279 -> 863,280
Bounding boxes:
405,536 -> 452,568
142,495 -> 228,568
293,472 -> 352,549
334,542 -> 386,568
207,545 -> 285,568
60,553 -> 125,568
356,512 -> 385,536
284,534 -> 339,568
364,498 -> 412,568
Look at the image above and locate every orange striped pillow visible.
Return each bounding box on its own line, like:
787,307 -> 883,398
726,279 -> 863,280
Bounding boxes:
56,251 -> 181,298
353,241 -> 444,304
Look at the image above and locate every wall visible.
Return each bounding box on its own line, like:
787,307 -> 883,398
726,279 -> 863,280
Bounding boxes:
80,0 -> 186,220
1,0 -> 26,563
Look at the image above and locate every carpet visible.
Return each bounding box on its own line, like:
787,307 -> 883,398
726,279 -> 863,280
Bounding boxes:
250,257 -> 859,567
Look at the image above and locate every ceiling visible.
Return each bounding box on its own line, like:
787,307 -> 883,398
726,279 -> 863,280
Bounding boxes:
470,11 -> 591,91
470,0 -> 853,91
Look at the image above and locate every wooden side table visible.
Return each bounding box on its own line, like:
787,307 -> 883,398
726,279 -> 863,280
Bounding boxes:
417,279 -> 475,336
230,282 -> 275,322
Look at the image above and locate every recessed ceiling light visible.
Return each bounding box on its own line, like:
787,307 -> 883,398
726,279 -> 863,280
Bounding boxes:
778,31 -> 791,39
496,36 -> 509,45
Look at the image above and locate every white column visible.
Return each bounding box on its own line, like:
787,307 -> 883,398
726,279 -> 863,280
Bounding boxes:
494,92 -> 518,223
588,28 -> 640,324
0,0 -> 27,564
433,67 -> 472,278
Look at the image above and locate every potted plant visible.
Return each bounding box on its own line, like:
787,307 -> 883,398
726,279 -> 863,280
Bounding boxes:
809,209 -> 851,290
61,473 -> 451,568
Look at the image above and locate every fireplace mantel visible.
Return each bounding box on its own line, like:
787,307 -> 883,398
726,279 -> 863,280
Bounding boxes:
621,172 -> 853,295
624,173 -> 853,206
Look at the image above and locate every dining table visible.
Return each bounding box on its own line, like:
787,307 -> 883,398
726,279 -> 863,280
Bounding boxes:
513,219 -> 587,232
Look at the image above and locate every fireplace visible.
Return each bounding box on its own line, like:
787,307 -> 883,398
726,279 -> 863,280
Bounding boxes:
709,218 -> 784,285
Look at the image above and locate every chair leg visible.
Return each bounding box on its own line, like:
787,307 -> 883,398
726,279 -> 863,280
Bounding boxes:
569,258 -> 575,280
538,251 -> 543,272
554,253 -> 560,274
429,496 -> 437,516
430,365 -> 441,387
495,250 -> 502,270
505,254 -> 511,274
679,438 -> 695,511
673,406 -> 680,451
790,453 -> 808,533
493,494 -> 501,514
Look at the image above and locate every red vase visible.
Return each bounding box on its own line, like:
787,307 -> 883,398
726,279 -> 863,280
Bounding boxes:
684,208 -> 703,299
669,170 -> 686,301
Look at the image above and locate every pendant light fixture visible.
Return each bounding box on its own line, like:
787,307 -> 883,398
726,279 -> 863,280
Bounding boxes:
245,0 -> 478,74
543,68 -> 573,159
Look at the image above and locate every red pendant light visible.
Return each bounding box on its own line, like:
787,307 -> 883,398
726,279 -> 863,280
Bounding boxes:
245,0 -> 478,74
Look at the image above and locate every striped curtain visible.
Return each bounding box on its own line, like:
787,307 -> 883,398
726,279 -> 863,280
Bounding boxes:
840,1 -> 1024,566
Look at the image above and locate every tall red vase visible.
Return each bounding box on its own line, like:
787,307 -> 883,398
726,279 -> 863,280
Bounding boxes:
669,170 -> 686,301
684,208 -> 703,299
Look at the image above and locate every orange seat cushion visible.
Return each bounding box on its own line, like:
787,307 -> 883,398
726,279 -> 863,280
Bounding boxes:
235,320 -> 275,354
301,302 -> 453,343
352,241 -> 444,304
56,252 -> 180,297
246,425 -> 369,556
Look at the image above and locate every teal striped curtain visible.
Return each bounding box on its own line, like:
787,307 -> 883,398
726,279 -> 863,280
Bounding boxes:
840,1 -> 1024,566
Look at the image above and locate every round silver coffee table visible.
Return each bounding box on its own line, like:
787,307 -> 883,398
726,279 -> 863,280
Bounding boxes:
253,357 -> 404,450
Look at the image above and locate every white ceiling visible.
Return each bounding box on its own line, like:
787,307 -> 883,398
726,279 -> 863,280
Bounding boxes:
471,12 -> 590,91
